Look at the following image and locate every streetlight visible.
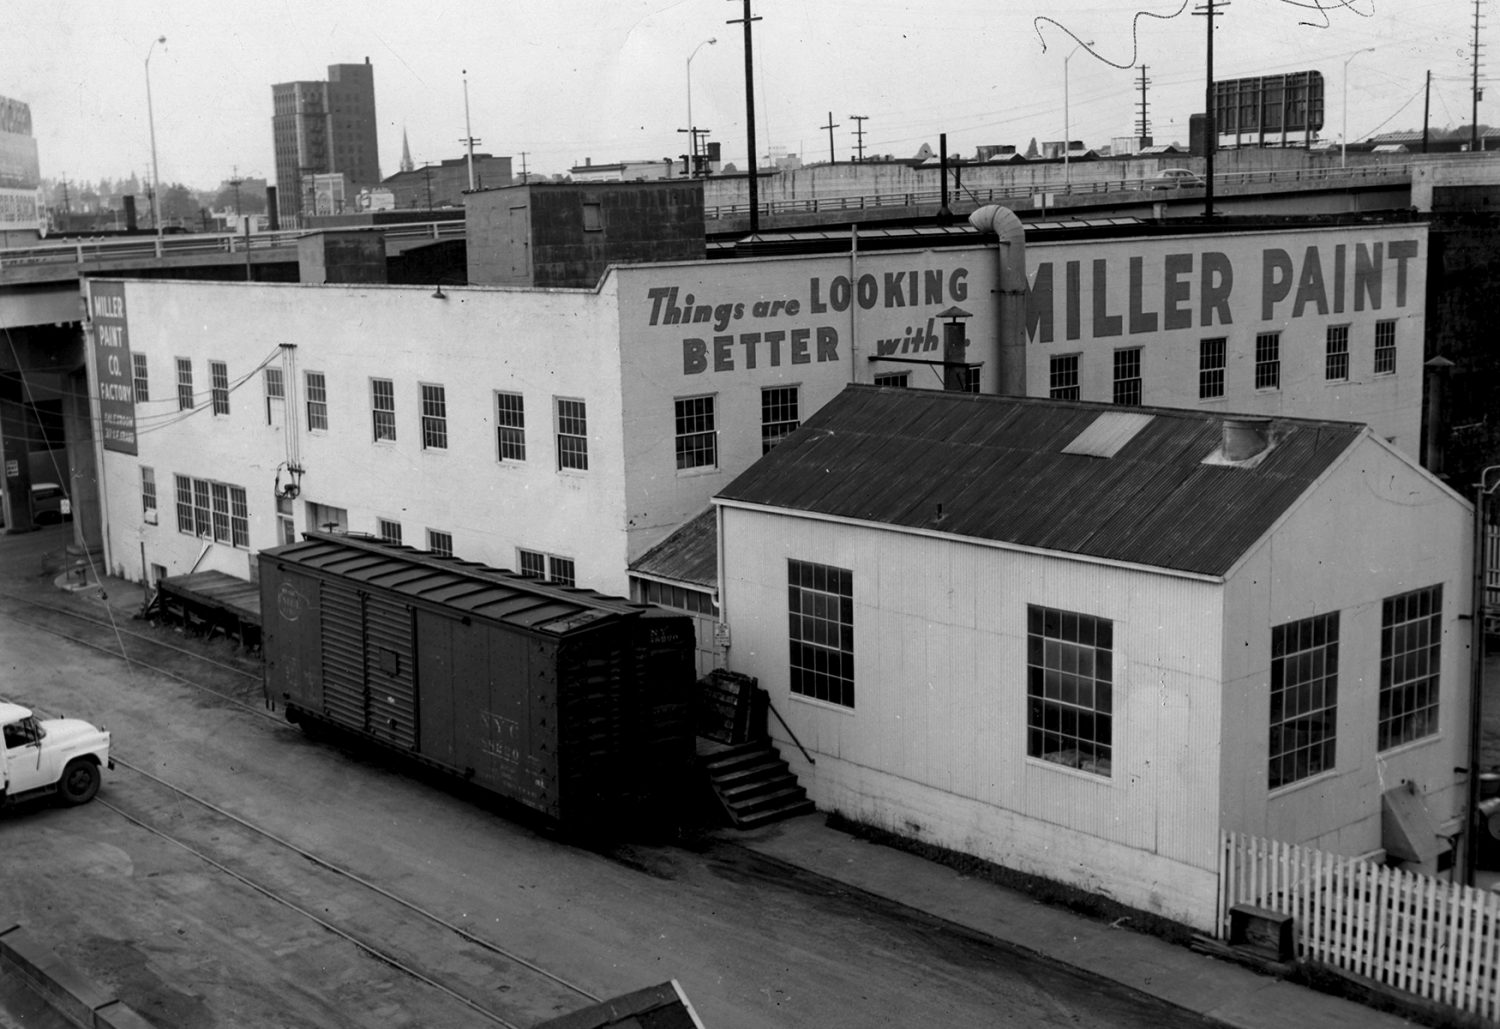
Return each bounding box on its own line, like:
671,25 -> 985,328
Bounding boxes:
1342,47 -> 1375,169
1063,41 -> 1093,187
687,37 -> 716,173
145,35 -> 166,236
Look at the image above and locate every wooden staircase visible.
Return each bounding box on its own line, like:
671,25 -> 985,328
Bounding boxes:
700,741 -> 814,828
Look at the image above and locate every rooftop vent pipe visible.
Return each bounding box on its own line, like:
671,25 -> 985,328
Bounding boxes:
1222,417 -> 1273,462
967,205 -> 1027,396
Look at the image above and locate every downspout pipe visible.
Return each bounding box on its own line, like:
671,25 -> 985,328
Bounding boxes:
968,205 -> 1027,396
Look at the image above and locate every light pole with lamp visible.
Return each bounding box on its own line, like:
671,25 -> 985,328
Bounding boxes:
1467,464 -> 1500,886
145,35 -> 166,236
1063,40 -> 1092,187
687,37 -> 716,174
1342,47 -> 1375,169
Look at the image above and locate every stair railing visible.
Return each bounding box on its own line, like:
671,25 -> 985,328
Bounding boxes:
762,690 -> 815,766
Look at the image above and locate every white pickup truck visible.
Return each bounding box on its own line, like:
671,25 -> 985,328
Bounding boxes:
1,701 -> 112,807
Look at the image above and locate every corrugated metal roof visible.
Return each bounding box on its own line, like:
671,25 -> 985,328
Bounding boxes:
629,508 -> 717,587
262,533 -> 645,637
716,387 -> 1365,577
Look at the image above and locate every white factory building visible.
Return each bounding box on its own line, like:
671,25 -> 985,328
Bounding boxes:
713,386 -> 1473,930
82,211 -> 1430,605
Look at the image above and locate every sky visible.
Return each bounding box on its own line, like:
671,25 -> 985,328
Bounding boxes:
0,0 -> 1486,191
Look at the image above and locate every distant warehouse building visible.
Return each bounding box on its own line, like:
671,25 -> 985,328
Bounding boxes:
713,386 -> 1473,929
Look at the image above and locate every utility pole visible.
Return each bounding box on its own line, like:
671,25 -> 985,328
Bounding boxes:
1423,70 -> 1432,154
519,152 -> 529,184
849,114 -> 868,161
821,111 -> 839,163
228,165 -> 244,218
421,162 -> 434,209
460,70 -> 481,191
1135,66 -> 1151,150
1193,0 -> 1226,217
1473,0 -> 1485,152
728,0 -> 762,234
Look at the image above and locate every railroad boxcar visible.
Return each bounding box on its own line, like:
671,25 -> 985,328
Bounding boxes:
259,532 -> 696,831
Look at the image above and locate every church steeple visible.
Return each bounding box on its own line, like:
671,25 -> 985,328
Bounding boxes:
399,128 -> 414,173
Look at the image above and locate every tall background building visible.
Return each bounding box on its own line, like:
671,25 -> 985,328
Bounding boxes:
271,59 -> 380,226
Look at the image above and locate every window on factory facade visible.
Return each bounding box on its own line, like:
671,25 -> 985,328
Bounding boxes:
962,366 -> 982,393
517,548 -> 575,586
1199,338 -> 1226,399
1268,611 -> 1339,789
420,383 -> 448,450
305,371 -> 328,431
787,559 -> 854,708
371,378 -> 396,442
761,386 -> 800,454
1112,348 -> 1142,406
210,361 -> 230,415
1254,332 -> 1281,391
1373,319 -> 1397,376
674,395 -> 718,470
1048,355 -> 1080,400
426,529 -> 453,557
141,466 -> 156,519
276,494 -> 295,545
173,474 -> 248,547
872,371 -> 909,388
555,398 -> 589,471
132,353 -> 150,402
495,392 -> 526,461
264,367 -> 284,425
176,358 -> 194,411
377,518 -> 402,546
1325,325 -> 1350,382
582,203 -> 603,232
1026,604 -> 1113,777
1379,584 -> 1443,751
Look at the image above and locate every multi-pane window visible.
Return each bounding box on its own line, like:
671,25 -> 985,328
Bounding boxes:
141,466 -> 156,518
787,559 -> 854,708
427,529 -> 453,557
1374,319 -> 1396,375
420,383 -> 448,450
761,386 -> 800,454
1026,604 -> 1113,777
674,395 -> 718,470
264,367 -> 284,424
1254,332 -> 1281,390
210,360 -> 230,415
176,358 -> 194,410
872,371 -> 910,388
305,371 -> 328,431
371,378 -> 396,441
517,548 -> 575,585
377,518 -> 403,545
1112,348 -> 1142,406
276,494 -> 295,545
132,353 -> 150,402
1269,612 -> 1339,789
556,398 -> 589,471
1379,584 -> 1443,750
962,366 -> 982,394
1049,354 -> 1080,400
1199,337 -> 1227,399
635,578 -> 720,616
1325,325 -> 1350,382
173,474 -> 248,547
495,392 -> 526,461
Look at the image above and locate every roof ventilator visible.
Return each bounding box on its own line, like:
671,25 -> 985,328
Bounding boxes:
1220,416 -> 1274,464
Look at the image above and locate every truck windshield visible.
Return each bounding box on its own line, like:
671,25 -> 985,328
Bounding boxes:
2,718 -> 43,748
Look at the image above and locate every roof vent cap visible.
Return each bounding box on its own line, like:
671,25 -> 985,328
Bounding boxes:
1222,417 -> 1273,462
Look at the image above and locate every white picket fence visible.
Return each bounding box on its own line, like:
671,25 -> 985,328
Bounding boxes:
1219,831 -> 1500,1020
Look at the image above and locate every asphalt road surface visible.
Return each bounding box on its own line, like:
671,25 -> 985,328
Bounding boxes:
0,527 -> 1223,1027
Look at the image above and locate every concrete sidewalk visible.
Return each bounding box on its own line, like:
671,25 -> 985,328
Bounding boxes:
718,815 -> 1418,1029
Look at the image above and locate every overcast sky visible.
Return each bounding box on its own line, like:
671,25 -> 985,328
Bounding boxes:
1,0 -> 1483,190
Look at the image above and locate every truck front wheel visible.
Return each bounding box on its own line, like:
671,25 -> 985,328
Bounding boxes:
58,759 -> 101,805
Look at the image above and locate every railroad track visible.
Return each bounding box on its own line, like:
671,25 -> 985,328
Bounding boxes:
0,584 -> 603,1028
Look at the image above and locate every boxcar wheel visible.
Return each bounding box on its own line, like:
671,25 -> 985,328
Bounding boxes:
58,759 -> 101,805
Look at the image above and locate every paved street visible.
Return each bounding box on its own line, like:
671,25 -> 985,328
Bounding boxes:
0,525 -> 1220,1029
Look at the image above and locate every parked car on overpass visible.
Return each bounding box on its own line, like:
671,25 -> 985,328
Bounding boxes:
1144,168 -> 1206,189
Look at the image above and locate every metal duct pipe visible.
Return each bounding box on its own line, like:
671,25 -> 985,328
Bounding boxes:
967,205 -> 1027,396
